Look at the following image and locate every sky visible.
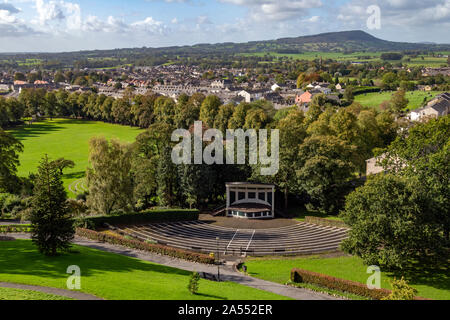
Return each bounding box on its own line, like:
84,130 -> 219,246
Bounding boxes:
0,0 -> 449,52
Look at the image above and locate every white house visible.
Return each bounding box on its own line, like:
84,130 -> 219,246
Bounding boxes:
271,83 -> 281,92
238,90 -> 252,103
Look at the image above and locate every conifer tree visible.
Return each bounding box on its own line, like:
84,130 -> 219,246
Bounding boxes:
30,155 -> 74,256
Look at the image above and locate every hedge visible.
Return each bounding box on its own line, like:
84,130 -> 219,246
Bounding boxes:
0,224 -> 32,233
305,216 -> 348,229
78,209 -> 199,229
352,86 -> 381,96
76,228 -> 215,265
291,268 -> 428,300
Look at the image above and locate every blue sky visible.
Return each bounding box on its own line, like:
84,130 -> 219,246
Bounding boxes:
0,0 -> 449,52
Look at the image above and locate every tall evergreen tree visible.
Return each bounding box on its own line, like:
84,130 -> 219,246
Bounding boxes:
30,155 -> 74,256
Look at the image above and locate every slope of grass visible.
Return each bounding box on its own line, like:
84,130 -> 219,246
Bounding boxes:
0,240 -> 289,300
7,119 -> 143,196
0,287 -> 72,300
355,91 -> 444,111
244,255 -> 450,300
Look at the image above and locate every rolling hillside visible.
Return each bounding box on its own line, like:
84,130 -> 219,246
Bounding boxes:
1,30 -> 449,68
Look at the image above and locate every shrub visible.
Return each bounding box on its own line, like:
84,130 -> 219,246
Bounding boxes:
352,86 -> 381,96
382,277 -> 418,300
0,224 -> 32,233
290,268 -> 427,300
188,272 -> 200,294
75,228 -> 215,264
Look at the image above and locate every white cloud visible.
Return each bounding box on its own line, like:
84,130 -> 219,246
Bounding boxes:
34,0 -> 64,25
307,15 -> 319,23
337,0 -> 450,27
220,0 -> 322,21
0,4 -> 38,38
131,16 -> 166,34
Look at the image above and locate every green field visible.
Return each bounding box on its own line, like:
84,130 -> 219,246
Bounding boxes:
355,91 -> 444,111
0,240 -> 288,300
244,255 -> 450,300
8,119 -> 144,196
240,51 -> 449,67
0,287 -> 72,300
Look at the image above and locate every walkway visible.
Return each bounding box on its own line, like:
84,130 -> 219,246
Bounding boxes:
7,233 -> 340,300
0,282 -> 103,300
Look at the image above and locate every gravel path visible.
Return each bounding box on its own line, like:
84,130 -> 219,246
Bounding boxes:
7,233 -> 340,300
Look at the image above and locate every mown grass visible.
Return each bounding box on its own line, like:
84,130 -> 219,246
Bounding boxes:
0,287 -> 72,300
244,255 -> 450,300
355,91 -> 444,111
7,118 -> 144,196
0,240 -> 289,300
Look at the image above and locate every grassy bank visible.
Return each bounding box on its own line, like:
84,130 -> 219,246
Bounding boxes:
244,255 -> 449,300
0,240 -> 289,300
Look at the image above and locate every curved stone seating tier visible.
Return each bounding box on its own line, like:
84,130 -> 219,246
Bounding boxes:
116,221 -> 348,256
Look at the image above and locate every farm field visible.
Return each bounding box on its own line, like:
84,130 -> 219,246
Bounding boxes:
240,51 -> 449,67
244,255 -> 450,300
7,119 -> 144,197
240,51 -> 381,61
0,240 -> 288,300
355,90 -> 444,110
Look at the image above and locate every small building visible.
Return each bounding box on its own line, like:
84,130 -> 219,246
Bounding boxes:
271,83 -> 281,92
225,182 -> 275,219
295,91 -> 312,105
409,93 -> 450,121
366,156 -> 385,176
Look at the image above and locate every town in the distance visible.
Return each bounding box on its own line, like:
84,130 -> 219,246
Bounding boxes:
0,27 -> 449,305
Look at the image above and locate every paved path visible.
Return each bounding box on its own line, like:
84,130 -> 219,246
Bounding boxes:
0,282 -> 103,300
7,233 -> 340,300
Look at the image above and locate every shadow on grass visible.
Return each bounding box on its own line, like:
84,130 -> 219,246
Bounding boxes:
9,119 -> 98,141
62,171 -> 85,181
0,239 -> 193,280
195,292 -> 227,300
387,262 -> 450,292
10,123 -> 66,141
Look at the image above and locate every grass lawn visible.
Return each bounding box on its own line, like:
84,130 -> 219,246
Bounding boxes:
244,255 -> 450,300
286,206 -> 343,222
0,240 -> 289,300
0,287 -> 72,300
7,119 -> 144,197
355,90 -> 444,111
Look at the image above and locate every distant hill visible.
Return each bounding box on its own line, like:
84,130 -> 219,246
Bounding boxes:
194,30 -> 450,53
1,30 -> 449,69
